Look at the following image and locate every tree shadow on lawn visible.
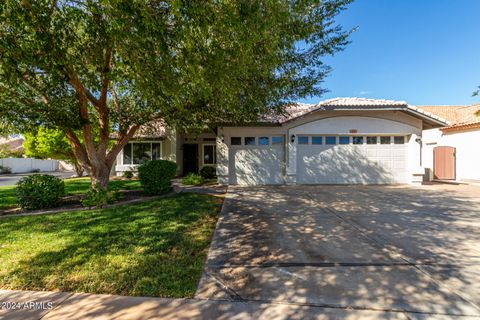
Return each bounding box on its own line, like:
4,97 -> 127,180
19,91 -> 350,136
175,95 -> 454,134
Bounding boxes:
0,193 -> 222,298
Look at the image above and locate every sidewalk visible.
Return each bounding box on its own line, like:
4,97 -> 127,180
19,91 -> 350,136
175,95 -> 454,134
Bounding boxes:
0,289 -> 408,320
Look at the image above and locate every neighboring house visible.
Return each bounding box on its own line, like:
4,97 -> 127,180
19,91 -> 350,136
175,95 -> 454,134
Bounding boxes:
418,104 -> 480,182
115,97 -> 447,185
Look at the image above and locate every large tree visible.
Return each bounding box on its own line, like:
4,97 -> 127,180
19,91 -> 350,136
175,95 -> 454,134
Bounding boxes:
0,0 -> 351,188
23,127 -> 85,176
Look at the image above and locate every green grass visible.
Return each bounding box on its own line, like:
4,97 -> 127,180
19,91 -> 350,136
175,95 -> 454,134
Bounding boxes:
0,177 -> 142,211
0,193 -> 222,297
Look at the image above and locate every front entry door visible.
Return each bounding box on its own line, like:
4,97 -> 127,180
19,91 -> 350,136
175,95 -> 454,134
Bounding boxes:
183,144 -> 199,174
433,146 -> 456,180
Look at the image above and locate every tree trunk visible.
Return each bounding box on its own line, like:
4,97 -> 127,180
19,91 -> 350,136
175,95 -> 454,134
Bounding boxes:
74,162 -> 84,177
88,163 -> 111,190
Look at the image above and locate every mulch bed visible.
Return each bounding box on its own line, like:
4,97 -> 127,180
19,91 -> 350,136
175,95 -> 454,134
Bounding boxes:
0,189 -> 152,217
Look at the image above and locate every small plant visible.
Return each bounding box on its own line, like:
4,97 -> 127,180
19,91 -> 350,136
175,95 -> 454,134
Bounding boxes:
200,166 -> 216,179
0,165 -> 12,174
16,174 -> 65,210
81,184 -> 119,208
182,173 -> 204,185
138,160 -> 177,195
123,170 -> 134,179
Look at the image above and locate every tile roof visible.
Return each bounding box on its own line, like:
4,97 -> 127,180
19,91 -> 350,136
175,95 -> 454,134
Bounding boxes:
267,98 -> 445,125
417,104 -> 480,131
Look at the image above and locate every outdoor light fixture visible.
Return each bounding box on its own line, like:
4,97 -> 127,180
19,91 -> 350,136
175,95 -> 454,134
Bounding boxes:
415,137 -> 422,143
291,134 -> 295,143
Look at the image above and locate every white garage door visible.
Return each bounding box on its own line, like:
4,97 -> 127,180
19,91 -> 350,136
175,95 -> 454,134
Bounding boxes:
229,136 -> 285,185
296,135 -> 408,184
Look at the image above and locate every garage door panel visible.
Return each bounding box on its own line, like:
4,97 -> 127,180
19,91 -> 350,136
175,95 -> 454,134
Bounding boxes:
230,147 -> 284,185
297,143 -> 407,184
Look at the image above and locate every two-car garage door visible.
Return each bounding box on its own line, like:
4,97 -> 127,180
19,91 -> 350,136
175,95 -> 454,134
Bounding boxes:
296,135 -> 408,184
227,134 -> 409,185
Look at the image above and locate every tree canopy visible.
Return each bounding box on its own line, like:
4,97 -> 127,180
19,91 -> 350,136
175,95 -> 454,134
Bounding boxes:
0,0 -> 352,187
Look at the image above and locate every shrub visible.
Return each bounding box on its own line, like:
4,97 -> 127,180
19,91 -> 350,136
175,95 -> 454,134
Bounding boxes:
122,170 -> 134,179
0,165 -> 12,174
16,174 -> 65,210
182,173 -> 204,185
138,160 -> 177,195
200,166 -> 216,179
81,185 -> 119,208
30,168 -> 40,173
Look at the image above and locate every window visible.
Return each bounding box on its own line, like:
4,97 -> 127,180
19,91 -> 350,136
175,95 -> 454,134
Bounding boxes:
325,136 -> 336,145
203,145 -> 216,164
272,136 -> 284,145
352,136 -> 364,145
122,142 -> 162,165
311,136 -> 322,145
366,136 -> 378,144
339,136 -> 350,145
298,136 -> 309,144
259,137 -> 269,145
245,137 -> 256,145
394,136 -> 405,144
231,137 -> 241,145
152,143 -> 161,160
123,143 -> 132,165
380,136 -> 391,144
133,143 -> 151,164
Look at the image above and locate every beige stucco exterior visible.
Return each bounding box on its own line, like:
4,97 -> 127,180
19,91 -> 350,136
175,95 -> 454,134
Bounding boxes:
113,108 -> 439,185
422,127 -> 480,182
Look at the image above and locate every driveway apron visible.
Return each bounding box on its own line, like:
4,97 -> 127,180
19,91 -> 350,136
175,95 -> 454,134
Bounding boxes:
196,184 -> 480,318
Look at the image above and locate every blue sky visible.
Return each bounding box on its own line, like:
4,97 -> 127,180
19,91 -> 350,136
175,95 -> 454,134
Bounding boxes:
300,0 -> 480,106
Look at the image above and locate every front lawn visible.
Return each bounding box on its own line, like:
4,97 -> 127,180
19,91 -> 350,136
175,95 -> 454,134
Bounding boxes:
0,177 -> 141,211
0,193 -> 222,297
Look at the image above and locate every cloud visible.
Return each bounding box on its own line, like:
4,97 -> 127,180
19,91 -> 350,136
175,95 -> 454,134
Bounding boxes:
359,90 -> 371,95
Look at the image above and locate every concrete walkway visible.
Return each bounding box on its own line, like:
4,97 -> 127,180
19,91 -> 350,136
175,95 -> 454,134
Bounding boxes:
196,184 -> 480,319
0,289 -> 408,320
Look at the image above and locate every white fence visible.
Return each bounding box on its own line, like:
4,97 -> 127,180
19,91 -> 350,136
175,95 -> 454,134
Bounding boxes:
0,158 -> 59,174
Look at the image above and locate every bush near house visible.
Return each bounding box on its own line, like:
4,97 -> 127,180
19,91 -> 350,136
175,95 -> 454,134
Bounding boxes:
200,166 -> 216,179
182,173 -> 204,186
16,174 -> 65,210
138,160 -> 177,195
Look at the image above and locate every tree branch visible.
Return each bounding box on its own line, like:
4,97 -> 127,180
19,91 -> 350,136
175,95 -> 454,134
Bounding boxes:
106,124 -> 140,167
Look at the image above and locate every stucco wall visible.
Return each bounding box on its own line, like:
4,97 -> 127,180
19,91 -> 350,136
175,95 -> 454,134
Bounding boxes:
422,128 -> 480,181
218,111 -> 424,185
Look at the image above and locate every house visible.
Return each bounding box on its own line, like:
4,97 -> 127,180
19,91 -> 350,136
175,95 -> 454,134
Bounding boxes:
418,104 -> 480,182
115,97 -> 448,185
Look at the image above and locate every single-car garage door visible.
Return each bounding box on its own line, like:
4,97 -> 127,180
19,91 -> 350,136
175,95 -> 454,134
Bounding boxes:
296,135 -> 408,184
229,136 -> 285,185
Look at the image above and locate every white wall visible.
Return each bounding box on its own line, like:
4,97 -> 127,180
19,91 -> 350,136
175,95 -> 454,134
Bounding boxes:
0,158 -> 59,173
422,128 -> 480,181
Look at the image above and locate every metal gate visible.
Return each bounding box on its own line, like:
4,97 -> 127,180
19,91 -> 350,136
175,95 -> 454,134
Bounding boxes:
433,146 -> 456,180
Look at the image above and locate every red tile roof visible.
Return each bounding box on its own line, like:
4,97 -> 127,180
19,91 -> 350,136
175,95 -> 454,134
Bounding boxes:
417,104 -> 480,131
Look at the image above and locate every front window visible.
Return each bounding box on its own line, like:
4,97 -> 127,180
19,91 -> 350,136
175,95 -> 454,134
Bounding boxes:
366,136 -> 378,144
258,137 -> 269,145
352,136 -> 363,145
298,136 -> 309,144
325,136 -> 336,145
339,136 -> 350,145
203,145 -> 216,164
272,136 -> 284,145
394,136 -> 405,144
231,137 -> 241,145
312,136 -> 322,145
380,136 -> 391,144
245,137 -> 256,145
122,142 -> 162,165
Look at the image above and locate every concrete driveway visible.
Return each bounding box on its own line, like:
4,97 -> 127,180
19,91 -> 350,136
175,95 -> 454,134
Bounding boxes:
196,183 -> 480,319
0,171 -> 75,187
